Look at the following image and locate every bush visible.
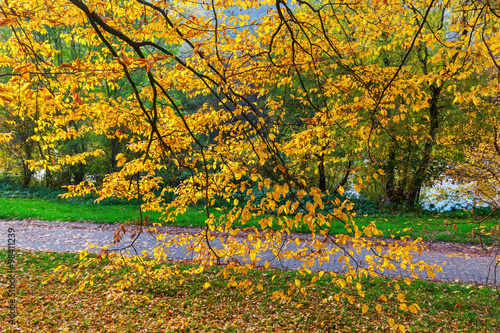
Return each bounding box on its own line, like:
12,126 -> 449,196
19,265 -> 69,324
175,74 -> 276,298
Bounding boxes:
0,181 -> 136,206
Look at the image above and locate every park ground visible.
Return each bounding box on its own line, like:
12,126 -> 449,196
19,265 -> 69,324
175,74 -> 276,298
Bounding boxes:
1,191 -> 500,332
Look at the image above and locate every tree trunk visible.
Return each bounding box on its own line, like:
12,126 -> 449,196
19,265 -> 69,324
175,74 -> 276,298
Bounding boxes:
110,136 -> 120,172
21,163 -> 32,187
407,85 -> 441,206
317,153 -> 326,192
385,144 -> 398,203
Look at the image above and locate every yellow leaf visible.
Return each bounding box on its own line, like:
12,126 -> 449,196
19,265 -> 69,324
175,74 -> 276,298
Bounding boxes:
408,304 -> 418,314
203,282 -> 210,289
337,186 -> 344,196
116,154 -> 126,167
375,304 -> 382,312
313,195 -> 323,206
362,304 -> 369,313
295,279 -> 301,288
378,169 -> 385,175
13,63 -> 30,72
404,277 -> 411,285
0,94 -> 14,102
21,82 -> 33,92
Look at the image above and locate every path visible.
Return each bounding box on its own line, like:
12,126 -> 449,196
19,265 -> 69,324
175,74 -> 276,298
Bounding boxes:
1,219 -> 499,286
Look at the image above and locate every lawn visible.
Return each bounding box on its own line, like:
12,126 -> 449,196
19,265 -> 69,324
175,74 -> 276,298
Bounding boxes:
0,250 -> 498,332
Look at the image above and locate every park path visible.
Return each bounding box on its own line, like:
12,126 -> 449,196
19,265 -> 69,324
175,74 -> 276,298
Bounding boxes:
1,219 -> 499,286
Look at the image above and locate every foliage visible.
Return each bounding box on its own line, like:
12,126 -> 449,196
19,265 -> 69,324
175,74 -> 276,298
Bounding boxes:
1,0 -> 500,317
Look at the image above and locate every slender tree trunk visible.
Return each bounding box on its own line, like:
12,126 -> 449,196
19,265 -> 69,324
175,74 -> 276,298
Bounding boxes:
21,141 -> 34,187
110,136 -> 120,172
407,85 -> 441,206
317,153 -> 326,192
45,168 -> 51,187
21,163 -> 32,187
385,144 -> 398,203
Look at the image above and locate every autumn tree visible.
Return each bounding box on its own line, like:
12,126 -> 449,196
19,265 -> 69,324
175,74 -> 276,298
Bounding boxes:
0,107 -> 38,186
1,0 -> 499,322
263,0 -> 500,207
0,8 -> 148,186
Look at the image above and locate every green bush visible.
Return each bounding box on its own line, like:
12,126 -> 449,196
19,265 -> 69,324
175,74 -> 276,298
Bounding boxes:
0,181 -> 135,206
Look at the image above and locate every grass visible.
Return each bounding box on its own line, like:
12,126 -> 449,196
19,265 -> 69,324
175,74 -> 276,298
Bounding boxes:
344,215 -> 500,244
1,249 -> 499,332
2,195 -> 499,244
0,197 -> 222,226
0,197 -> 163,224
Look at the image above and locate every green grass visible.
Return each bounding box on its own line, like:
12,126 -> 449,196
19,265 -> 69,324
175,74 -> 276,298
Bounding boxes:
0,197 -> 162,224
343,215 -> 500,244
1,196 -> 499,244
1,249 -> 499,332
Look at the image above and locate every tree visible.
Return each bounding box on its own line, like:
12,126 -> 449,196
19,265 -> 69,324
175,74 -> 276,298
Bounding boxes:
1,0 -> 499,319
0,108 -> 38,186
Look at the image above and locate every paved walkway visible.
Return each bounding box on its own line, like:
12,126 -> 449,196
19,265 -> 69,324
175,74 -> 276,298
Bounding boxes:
1,219 -> 499,286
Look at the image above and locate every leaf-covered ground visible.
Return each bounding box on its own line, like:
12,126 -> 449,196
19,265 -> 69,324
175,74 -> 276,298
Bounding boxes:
1,250 -> 499,332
